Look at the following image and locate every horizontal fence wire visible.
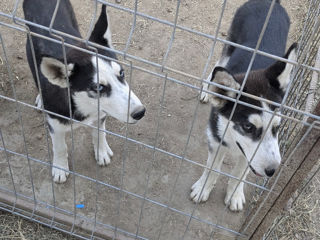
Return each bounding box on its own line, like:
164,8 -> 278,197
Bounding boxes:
0,0 -> 319,239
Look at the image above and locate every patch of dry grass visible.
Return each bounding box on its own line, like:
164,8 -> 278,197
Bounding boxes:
0,211 -> 78,240
266,173 -> 320,240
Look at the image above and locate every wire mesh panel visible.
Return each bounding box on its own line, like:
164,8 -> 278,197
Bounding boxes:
0,0 -> 319,240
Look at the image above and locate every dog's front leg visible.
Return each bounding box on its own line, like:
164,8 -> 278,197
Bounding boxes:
224,156 -> 249,211
199,71 -> 211,103
49,122 -> 69,183
92,116 -> 113,166
190,147 -> 225,203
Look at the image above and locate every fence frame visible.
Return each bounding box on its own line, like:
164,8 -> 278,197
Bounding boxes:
0,0 -> 319,239
239,102 -> 320,239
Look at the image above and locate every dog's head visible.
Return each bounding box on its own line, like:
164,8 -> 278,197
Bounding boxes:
40,5 -> 145,124
208,44 -> 297,177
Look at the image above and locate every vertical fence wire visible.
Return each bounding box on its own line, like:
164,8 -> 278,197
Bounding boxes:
47,0 -> 79,233
0,28 -> 38,217
113,61 -> 134,240
0,0 -> 319,239
0,129 -> 17,204
134,73 -> 168,239
10,0 -> 58,227
183,0 -> 281,238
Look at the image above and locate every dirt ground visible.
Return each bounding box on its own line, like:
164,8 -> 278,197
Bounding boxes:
0,0 -> 309,239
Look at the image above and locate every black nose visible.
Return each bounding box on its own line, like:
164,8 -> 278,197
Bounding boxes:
131,107 -> 146,120
265,168 -> 275,177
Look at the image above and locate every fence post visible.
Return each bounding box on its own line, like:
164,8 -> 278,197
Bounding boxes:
239,102 -> 320,239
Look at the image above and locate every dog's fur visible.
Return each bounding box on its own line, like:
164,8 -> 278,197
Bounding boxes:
191,0 -> 297,211
23,0 -> 145,183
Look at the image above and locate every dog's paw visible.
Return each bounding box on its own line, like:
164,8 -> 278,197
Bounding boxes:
224,190 -> 246,211
190,178 -> 212,203
200,82 -> 209,103
95,148 -> 112,166
52,165 -> 69,183
200,91 -> 209,103
94,142 -> 113,166
35,94 -> 43,109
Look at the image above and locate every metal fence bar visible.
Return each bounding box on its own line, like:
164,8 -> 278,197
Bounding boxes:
0,0 -> 319,239
161,0 -> 181,70
155,0 -> 230,237
113,61 -> 134,240
134,73 -> 168,239
0,29 -> 38,218
0,129 -> 17,204
1,19 -> 319,125
46,0 -> 79,233
123,0 -> 138,57
183,0 -> 280,238
10,0 -> 58,225
84,1 -> 103,238
2,9 -> 320,75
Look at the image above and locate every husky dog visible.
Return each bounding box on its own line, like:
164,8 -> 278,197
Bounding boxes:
191,0 -> 297,211
23,0 -> 145,183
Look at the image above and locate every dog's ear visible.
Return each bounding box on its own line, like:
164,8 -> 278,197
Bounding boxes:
265,43 -> 297,92
207,67 -> 241,108
89,5 -> 112,48
40,56 -> 74,88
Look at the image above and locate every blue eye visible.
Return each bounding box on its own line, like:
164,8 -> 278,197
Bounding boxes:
119,70 -> 124,78
97,85 -> 103,91
91,84 -> 104,92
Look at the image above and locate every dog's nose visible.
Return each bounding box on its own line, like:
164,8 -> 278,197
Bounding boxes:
131,107 -> 146,120
265,168 -> 275,177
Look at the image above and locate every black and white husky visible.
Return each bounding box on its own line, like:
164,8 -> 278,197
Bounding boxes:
191,0 -> 297,211
23,0 -> 145,183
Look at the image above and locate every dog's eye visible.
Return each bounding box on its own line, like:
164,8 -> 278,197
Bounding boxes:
272,125 -> 280,135
91,84 -> 104,92
119,70 -> 124,79
242,123 -> 255,133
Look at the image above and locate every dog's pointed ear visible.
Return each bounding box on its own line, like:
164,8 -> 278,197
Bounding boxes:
265,43 -> 297,92
89,5 -> 112,48
207,66 -> 241,108
40,56 -> 74,88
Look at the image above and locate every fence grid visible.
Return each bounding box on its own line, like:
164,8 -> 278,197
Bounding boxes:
0,0 -> 319,239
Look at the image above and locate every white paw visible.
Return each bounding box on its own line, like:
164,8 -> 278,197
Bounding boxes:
200,91 -> 209,103
95,146 -> 113,166
35,94 -> 43,109
52,164 -> 69,183
190,178 -> 212,203
200,80 -> 210,103
224,190 -> 246,211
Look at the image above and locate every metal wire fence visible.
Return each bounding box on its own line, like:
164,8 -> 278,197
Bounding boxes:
0,0 -> 319,239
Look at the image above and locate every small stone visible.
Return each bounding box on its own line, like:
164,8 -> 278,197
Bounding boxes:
161,175 -> 169,183
167,114 -> 171,117
115,0 -> 121,3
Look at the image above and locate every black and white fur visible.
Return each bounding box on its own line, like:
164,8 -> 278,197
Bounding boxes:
23,0 -> 145,183
191,0 -> 297,211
